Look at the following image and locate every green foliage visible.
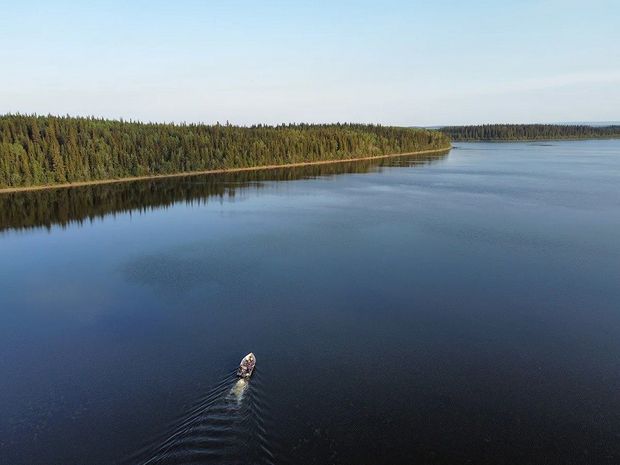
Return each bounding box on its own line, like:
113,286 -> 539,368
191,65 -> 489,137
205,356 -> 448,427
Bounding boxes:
0,114 -> 450,188
441,124 -> 620,141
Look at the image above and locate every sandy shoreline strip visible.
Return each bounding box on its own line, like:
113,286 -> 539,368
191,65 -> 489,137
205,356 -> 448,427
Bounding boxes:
0,146 -> 451,194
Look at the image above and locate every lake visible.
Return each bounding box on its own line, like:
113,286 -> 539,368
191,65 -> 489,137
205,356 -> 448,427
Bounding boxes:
1,140 -> 619,465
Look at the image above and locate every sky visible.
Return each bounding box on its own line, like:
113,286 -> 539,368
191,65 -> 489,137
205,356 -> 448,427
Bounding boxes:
1,0 -> 619,126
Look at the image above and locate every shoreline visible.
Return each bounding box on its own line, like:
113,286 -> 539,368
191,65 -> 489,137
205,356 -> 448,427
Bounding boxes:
0,146 -> 451,194
448,136 -> 620,143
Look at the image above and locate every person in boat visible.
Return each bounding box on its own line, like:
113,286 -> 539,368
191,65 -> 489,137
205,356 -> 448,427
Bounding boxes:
237,353 -> 256,378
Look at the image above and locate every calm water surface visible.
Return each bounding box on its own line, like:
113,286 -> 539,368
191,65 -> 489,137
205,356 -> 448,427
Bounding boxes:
1,141 -> 619,465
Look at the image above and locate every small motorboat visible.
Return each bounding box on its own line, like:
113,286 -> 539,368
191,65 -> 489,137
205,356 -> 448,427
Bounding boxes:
237,353 -> 256,379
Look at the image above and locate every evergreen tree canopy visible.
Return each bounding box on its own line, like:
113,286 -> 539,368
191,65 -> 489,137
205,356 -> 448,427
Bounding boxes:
0,114 -> 450,189
441,124 -> 620,141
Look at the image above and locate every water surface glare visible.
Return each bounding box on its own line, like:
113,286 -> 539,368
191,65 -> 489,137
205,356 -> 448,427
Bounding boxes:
1,141 -> 619,464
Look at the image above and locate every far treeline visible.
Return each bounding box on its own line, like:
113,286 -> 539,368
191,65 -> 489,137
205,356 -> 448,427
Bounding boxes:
441,124 -> 620,141
0,114 -> 450,189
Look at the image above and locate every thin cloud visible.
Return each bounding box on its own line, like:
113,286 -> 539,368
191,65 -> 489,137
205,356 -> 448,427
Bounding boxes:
482,70 -> 620,95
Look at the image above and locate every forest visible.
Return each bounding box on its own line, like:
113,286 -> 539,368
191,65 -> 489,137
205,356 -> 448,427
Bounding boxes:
441,124 -> 620,141
0,114 -> 450,189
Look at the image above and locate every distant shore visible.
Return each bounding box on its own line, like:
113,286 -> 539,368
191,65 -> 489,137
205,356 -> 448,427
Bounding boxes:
451,136 -> 620,143
440,123 -> 620,142
0,147 -> 450,194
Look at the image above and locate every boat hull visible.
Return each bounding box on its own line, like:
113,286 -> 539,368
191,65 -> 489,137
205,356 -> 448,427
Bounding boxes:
237,352 -> 256,378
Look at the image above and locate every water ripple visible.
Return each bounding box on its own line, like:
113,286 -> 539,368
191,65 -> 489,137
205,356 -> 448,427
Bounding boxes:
126,371 -> 276,465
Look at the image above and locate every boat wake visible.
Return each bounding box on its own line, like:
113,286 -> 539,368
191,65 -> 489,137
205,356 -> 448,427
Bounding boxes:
127,371 -> 276,465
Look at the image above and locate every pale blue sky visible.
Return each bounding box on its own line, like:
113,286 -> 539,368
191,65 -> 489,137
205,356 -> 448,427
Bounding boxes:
1,0 -> 618,125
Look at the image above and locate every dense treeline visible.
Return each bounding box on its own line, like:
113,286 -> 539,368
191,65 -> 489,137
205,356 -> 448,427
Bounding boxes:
441,124 -> 620,141
0,151 -> 447,232
0,114 -> 450,189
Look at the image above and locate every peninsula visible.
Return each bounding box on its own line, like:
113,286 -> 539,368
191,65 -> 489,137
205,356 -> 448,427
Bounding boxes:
0,115 -> 450,191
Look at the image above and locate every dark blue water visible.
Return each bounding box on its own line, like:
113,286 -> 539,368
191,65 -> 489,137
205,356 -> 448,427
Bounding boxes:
1,141 -> 619,465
